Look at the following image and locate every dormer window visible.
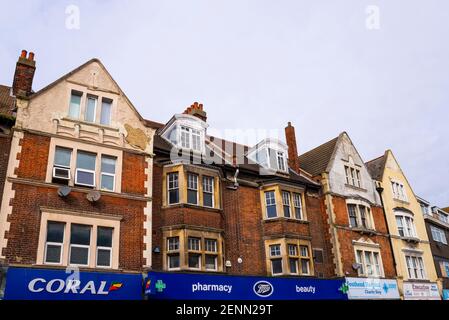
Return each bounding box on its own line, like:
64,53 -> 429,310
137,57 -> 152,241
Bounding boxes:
249,139 -> 289,173
160,114 -> 207,154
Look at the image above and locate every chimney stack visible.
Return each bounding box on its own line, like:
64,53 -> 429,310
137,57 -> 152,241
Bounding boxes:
183,102 -> 207,122
285,122 -> 301,173
12,49 -> 36,99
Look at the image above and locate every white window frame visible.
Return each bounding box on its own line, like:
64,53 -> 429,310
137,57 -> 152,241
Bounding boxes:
292,193 -> 303,220
282,191 -> 291,218
167,236 -> 181,271
405,255 -> 426,280
202,176 -> 214,208
269,244 -> 283,275
95,227 -> 113,268
347,202 -> 374,230
188,237 -> 201,251
265,191 -> 277,219
391,180 -> 408,201
299,245 -> 311,275
100,98 -> 113,126
205,254 -> 218,271
167,254 -> 181,271
69,243 -> 91,267
344,165 -> 361,188
68,91 -> 82,119
167,172 -> 180,205
75,151 -> 97,188
187,173 -> 199,205
205,239 -> 217,253
100,156 -> 116,192
431,225 -> 447,244
395,213 -> 417,238
355,248 -> 384,277
44,222 -> 65,266
277,151 -> 287,172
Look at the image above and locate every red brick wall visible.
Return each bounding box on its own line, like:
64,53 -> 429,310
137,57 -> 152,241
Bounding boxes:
223,183 -> 266,276
0,134 -> 11,209
121,151 -> 147,195
331,195 -> 396,278
307,194 -> 336,278
16,132 -> 50,180
4,184 -> 146,271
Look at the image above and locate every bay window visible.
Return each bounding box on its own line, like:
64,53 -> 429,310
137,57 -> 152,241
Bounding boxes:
205,239 -> 218,271
300,245 -> 311,275
267,240 -> 313,276
288,244 -> 299,274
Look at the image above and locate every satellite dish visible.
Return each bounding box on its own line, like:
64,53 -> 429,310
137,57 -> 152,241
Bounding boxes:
86,190 -> 101,202
57,186 -> 72,197
352,263 -> 361,270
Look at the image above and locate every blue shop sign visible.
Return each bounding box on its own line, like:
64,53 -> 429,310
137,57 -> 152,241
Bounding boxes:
4,267 -> 143,300
144,271 -> 347,300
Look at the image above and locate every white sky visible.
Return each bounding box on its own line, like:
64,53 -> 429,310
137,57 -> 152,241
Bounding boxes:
0,0 -> 448,206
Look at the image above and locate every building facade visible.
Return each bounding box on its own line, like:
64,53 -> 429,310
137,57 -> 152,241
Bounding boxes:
366,150 -> 440,300
298,132 -> 398,299
0,51 -> 155,299
417,197 -> 449,297
150,106 -> 336,280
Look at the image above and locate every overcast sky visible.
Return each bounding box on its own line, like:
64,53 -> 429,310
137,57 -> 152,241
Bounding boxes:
0,1 -> 448,206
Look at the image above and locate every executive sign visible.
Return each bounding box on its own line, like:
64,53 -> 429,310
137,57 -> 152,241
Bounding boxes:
4,267 -> 143,300
144,271 -> 347,300
345,277 -> 400,300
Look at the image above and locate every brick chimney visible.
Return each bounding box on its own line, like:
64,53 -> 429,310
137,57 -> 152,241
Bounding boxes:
285,122 -> 300,173
12,50 -> 36,98
183,102 -> 207,122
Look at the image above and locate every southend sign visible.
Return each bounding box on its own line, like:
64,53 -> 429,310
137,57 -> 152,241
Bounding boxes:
344,277 -> 400,300
4,267 -> 143,300
144,271 -> 347,300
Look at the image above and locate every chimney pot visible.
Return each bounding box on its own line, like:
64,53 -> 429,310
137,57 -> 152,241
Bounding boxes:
21,50 -> 27,58
28,52 -> 35,61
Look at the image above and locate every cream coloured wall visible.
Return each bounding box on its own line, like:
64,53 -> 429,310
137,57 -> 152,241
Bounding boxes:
379,150 -> 439,293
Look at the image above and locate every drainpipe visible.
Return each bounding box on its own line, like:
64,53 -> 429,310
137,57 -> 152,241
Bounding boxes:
376,185 -> 397,271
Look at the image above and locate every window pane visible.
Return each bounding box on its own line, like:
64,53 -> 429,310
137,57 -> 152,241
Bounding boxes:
97,227 -> 113,247
168,255 -> 180,269
69,93 -> 81,118
101,174 -> 114,191
205,255 -> 217,270
300,246 -> 309,257
169,190 -> 179,204
205,239 -> 217,252
46,221 -> 65,243
187,189 -> 198,204
70,246 -> 89,265
289,258 -> 298,274
100,99 -> 112,125
188,254 -> 201,268
188,237 -> 201,251
203,193 -> 213,207
54,147 -> 72,167
288,244 -> 298,256
85,96 -> 97,122
272,259 -> 283,274
97,248 -> 111,267
348,204 -> 358,227
168,237 -> 179,251
77,171 -> 95,186
45,245 -> 62,263
70,224 -> 91,245
301,259 -> 310,274
101,156 -> 116,174
77,151 -> 96,170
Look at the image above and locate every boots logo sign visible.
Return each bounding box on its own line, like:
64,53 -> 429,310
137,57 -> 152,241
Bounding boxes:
253,281 -> 274,298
